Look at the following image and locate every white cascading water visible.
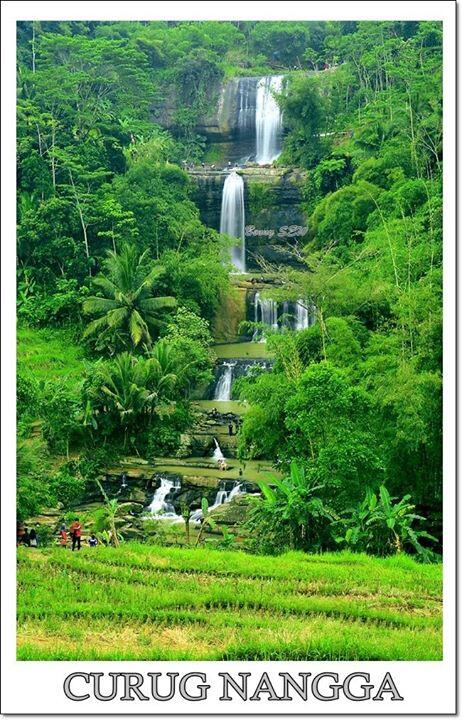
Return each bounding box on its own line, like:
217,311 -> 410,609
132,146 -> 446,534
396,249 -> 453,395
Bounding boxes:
282,300 -> 291,328
212,438 -> 225,463
220,171 -> 246,272
253,291 -> 279,340
295,300 -> 309,330
255,75 -> 284,165
295,300 -> 316,330
149,476 -> 181,519
214,362 -> 236,401
237,77 -> 255,133
190,480 -> 244,524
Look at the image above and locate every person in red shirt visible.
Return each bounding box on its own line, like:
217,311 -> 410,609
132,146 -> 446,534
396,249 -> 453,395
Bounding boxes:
69,518 -> 82,551
59,524 -> 68,548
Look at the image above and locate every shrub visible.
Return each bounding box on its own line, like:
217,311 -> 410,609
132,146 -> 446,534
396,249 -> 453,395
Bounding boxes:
335,485 -> 437,560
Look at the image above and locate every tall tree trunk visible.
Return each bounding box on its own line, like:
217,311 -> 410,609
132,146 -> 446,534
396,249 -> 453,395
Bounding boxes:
51,122 -> 56,191
31,21 -> 36,74
68,169 -> 91,272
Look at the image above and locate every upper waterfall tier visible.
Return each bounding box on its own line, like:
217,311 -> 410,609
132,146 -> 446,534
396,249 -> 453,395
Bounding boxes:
151,75 -> 285,165
255,76 -> 284,165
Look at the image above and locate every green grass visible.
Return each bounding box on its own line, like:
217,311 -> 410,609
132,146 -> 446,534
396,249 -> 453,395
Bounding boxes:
17,325 -> 87,391
17,544 -> 442,661
194,399 -> 250,415
213,341 -> 272,359
152,457 -> 278,483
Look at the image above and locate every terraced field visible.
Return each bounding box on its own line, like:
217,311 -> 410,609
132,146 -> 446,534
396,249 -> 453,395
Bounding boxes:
17,545 -> 442,661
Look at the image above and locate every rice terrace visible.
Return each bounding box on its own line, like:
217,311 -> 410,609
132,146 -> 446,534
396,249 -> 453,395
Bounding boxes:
16,19 -> 443,664
17,545 -> 441,661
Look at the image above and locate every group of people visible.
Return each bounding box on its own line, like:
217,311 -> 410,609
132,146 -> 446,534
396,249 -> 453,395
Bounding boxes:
17,526 -> 38,547
59,518 -> 98,550
17,518 -> 102,551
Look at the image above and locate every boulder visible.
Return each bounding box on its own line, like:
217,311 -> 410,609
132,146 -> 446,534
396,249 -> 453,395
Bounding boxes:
208,494 -> 254,526
128,487 -> 147,503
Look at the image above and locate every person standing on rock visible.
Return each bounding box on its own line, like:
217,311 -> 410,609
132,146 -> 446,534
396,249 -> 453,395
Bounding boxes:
228,423 -> 233,436
70,517 -> 82,551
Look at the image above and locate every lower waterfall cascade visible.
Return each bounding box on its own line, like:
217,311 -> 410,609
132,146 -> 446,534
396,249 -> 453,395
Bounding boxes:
252,292 -> 316,339
214,362 -> 236,401
149,476 -> 181,519
189,480 -> 245,524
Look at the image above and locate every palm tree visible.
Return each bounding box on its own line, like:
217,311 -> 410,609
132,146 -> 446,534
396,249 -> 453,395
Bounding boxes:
97,352 -> 158,447
86,347 -> 189,448
83,244 -> 177,351
147,339 -> 191,397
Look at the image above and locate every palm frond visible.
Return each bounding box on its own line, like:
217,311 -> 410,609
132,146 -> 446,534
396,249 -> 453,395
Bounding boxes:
129,309 -> 150,347
82,296 -> 118,316
82,315 -> 111,338
106,307 -> 129,329
139,296 -> 177,312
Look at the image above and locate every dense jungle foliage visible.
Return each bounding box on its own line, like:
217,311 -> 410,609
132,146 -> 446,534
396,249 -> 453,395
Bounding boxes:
17,20 -> 442,558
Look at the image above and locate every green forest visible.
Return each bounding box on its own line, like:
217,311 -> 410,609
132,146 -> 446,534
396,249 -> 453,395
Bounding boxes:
16,20 -> 442,660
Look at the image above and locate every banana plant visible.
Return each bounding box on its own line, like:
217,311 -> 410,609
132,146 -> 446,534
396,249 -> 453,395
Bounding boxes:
195,497 -> 217,546
253,461 -> 337,551
94,478 -> 120,547
337,484 -> 437,557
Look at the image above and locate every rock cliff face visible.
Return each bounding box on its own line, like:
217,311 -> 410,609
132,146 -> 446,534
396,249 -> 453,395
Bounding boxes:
152,76 -> 263,164
190,167 -> 307,267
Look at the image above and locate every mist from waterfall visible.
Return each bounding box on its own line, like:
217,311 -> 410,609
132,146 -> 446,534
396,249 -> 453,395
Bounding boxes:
220,171 -> 246,272
255,75 -> 284,165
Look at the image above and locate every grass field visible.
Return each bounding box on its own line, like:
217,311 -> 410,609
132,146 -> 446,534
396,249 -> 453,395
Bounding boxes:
17,325 -> 86,391
194,399 -> 250,414
213,341 -> 272,359
17,544 -> 442,661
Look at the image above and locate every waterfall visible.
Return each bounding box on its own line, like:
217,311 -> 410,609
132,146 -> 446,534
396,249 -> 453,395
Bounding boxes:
227,482 -> 243,501
255,75 -> 284,165
214,362 -> 236,401
220,171 -> 246,272
282,300 -> 291,328
237,77 -> 255,133
295,300 -> 309,330
212,438 -> 225,463
190,480 -> 244,524
255,292 -> 278,329
149,476 -> 181,519
253,291 -> 278,340
295,300 -> 316,330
